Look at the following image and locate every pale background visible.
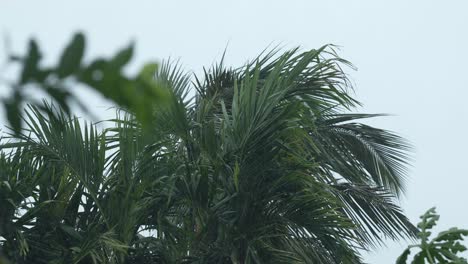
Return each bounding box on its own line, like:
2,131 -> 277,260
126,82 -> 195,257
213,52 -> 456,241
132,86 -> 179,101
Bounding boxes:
1,1 -> 467,263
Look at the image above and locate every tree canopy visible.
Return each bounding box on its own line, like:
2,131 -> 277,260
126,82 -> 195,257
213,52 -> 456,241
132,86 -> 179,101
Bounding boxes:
1,38 -> 417,263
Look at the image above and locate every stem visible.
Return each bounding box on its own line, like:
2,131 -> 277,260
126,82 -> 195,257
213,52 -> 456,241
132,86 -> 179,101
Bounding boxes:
425,248 -> 435,264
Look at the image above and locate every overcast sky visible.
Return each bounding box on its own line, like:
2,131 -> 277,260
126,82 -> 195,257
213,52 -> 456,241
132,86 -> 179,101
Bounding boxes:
1,1 -> 467,263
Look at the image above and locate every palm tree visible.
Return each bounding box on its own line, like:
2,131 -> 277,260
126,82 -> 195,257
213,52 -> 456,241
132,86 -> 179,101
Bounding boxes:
0,46 -> 416,263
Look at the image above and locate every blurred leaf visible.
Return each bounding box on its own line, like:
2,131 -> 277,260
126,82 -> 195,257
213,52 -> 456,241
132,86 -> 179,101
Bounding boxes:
111,43 -> 134,70
3,94 -> 22,134
78,58 -> 108,88
20,39 -> 41,84
138,63 -> 158,82
56,32 -> 85,78
43,86 -> 72,113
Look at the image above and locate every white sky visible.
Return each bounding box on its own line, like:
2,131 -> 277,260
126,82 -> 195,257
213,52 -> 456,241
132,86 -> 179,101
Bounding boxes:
1,1 -> 467,263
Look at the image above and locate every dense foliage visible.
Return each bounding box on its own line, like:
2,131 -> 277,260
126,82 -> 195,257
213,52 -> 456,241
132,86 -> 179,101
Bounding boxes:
1,46 -> 417,263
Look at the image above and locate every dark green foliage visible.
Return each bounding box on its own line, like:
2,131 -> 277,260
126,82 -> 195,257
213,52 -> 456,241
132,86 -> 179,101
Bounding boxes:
397,208 -> 468,264
1,32 -> 167,134
1,46 -> 416,263
56,33 -> 85,78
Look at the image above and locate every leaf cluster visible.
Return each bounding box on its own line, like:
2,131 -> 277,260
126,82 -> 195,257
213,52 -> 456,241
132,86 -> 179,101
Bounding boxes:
397,207 -> 468,264
1,32 -> 167,134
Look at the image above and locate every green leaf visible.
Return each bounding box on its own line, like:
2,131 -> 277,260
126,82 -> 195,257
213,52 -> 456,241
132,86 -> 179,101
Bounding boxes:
412,251 -> 427,264
78,58 -> 108,88
111,44 -> 134,70
20,39 -> 41,84
56,32 -> 85,78
233,161 -> 240,191
3,96 -> 22,134
417,207 -> 439,241
1,181 -> 12,191
396,248 -> 410,264
434,228 -> 468,242
138,63 -> 158,82
59,224 -> 83,240
44,86 -> 72,113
